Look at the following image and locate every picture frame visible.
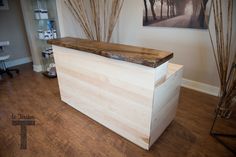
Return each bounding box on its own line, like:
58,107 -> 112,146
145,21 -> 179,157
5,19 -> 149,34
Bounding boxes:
143,0 -> 212,29
0,0 -> 9,10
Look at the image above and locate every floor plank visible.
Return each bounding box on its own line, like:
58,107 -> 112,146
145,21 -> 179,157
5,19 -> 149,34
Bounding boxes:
0,63 -> 235,157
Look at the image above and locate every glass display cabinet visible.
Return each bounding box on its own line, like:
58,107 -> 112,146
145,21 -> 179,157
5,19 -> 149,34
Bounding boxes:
32,0 -> 60,78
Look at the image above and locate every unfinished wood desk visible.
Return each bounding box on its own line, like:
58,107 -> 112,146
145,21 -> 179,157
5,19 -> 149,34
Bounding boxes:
48,37 -> 183,150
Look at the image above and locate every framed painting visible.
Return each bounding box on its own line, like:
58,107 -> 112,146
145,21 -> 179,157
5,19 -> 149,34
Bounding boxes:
143,0 -> 212,29
0,0 -> 9,10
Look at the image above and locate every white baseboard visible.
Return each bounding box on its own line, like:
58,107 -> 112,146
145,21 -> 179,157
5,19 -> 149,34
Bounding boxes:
3,57 -> 220,96
5,57 -> 32,68
4,57 -> 43,73
33,64 -> 43,72
181,78 -> 220,96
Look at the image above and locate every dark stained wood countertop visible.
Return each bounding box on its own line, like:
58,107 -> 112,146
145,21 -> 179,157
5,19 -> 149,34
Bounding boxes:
48,37 -> 173,68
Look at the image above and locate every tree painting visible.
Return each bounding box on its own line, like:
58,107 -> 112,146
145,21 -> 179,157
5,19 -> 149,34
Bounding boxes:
143,0 -> 212,29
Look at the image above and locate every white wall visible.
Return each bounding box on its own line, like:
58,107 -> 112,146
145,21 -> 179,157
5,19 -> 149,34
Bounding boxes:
0,0 -> 31,61
117,0 -> 220,87
56,0 -> 84,38
56,0 -> 236,89
56,0 -> 119,42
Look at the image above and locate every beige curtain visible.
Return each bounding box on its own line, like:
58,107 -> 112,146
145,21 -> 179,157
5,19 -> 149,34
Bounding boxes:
64,0 -> 124,42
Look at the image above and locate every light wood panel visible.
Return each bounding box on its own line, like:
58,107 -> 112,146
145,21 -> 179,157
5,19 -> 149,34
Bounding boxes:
150,64 -> 183,146
53,45 -> 183,149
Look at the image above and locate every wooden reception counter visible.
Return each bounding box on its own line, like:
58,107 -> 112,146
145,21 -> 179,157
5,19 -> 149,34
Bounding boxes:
48,37 -> 183,150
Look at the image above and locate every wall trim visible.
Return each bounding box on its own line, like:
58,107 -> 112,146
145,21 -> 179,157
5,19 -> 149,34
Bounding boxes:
181,78 -> 220,97
4,57 -> 220,96
33,64 -> 43,72
4,57 -> 43,73
6,57 -> 32,68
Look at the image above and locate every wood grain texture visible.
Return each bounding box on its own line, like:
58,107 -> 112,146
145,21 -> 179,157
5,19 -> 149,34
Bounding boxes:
0,63 -> 235,157
150,64 -> 183,145
48,37 -> 173,68
53,45 -> 182,149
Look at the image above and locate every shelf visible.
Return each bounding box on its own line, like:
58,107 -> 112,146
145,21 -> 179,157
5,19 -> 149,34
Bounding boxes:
36,37 -> 57,42
31,0 -> 59,78
34,18 -> 55,21
37,38 -> 54,41
42,71 -> 57,78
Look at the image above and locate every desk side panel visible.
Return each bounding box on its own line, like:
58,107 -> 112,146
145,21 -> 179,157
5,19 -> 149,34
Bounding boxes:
53,45 -> 156,149
149,63 -> 183,147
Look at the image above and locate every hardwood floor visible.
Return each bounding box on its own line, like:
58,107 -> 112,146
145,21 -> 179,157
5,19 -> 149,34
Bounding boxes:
0,63 -> 235,157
